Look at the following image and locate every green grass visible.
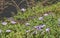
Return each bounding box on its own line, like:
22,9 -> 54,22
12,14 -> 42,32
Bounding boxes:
0,2 -> 60,38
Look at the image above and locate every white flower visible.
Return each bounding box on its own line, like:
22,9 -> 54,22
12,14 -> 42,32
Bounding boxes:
25,23 -> 30,26
6,30 -> 11,32
0,29 -> 2,33
41,24 -> 46,28
46,28 -> 50,32
1,22 -> 7,25
38,17 -> 43,20
10,21 -> 16,24
26,30 -> 30,33
21,8 -> 26,12
44,13 -> 48,16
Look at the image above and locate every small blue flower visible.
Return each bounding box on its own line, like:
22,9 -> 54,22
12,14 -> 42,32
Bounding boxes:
46,28 -> 50,32
34,24 -> 46,30
2,22 -> 7,25
34,26 -> 42,30
10,21 -> 16,24
38,17 -> 43,20
40,24 -> 46,28
6,30 -> 11,32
